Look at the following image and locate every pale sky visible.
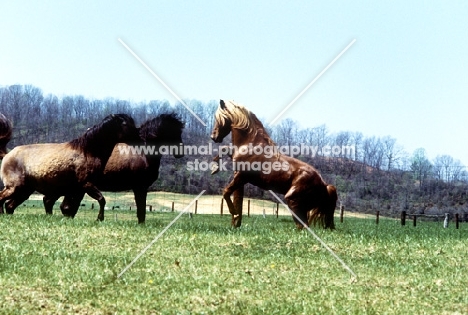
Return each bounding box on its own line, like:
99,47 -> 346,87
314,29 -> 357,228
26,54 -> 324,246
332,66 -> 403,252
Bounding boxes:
1,1 -> 467,166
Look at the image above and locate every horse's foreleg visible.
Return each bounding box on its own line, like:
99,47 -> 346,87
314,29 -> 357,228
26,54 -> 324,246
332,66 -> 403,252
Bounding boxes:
83,184 -> 106,221
133,189 -> 147,224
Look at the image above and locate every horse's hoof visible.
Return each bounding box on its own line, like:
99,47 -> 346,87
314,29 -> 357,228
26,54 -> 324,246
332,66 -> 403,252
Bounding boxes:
295,223 -> 306,230
231,215 -> 242,228
211,163 -> 220,175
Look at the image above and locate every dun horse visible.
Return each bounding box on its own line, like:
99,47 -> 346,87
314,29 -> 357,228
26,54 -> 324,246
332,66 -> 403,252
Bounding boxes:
57,113 -> 185,223
210,100 -> 337,229
0,114 -> 139,221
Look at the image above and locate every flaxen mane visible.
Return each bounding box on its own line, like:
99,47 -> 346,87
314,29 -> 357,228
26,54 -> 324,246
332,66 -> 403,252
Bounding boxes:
214,101 -> 256,133
215,100 -> 276,147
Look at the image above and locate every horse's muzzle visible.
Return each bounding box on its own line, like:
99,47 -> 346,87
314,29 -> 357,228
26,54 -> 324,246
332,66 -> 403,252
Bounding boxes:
210,134 -> 222,143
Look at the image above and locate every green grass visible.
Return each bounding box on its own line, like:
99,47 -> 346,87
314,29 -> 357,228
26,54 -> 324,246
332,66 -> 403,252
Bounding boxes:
1,195 -> 468,314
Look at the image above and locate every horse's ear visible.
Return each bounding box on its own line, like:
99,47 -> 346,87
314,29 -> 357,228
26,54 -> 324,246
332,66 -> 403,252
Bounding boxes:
220,99 -> 226,110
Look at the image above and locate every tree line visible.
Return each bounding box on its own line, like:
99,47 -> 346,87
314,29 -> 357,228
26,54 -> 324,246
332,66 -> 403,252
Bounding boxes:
1,84 -> 467,217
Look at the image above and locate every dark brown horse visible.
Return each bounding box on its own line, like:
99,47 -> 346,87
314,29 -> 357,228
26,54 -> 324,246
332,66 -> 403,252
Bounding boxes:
210,100 -> 337,229
0,114 -> 12,158
0,114 -> 139,220
57,113 -> 185,223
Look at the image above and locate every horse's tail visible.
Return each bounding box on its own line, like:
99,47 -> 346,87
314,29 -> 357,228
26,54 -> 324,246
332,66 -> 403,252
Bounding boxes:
0,114 -> 12,159
307,184 -> 337,229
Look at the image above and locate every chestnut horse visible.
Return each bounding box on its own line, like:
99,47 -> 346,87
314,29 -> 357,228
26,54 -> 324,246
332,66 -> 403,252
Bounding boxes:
0,114 -> 139,221
57,113 -> 185,223
210,100 -> 337,229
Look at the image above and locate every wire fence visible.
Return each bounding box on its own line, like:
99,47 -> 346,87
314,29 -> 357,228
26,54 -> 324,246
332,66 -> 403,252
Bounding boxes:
21,192 -> 467,231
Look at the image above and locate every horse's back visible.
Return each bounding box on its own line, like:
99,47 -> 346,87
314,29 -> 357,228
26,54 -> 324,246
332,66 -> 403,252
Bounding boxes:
1,143 -> 88,192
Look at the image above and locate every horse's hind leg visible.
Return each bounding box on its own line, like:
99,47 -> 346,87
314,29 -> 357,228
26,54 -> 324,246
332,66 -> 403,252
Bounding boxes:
231,188 -> 244,228
222,174 -> 245,228
0,186 -> 34,214
0,186 -> 15,214
287,198 -> 309,230
43,195 -> 59,215
83,183 -> 106,221
133,188 -> 147,224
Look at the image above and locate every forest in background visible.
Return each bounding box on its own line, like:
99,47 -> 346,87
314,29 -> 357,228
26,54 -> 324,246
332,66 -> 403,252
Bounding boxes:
1,84 -> 467,218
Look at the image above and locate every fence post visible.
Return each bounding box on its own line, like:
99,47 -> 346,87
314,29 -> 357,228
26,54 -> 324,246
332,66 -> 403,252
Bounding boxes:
247,199 -> 250,217
376,211 -> 380,225
401,211 -> 406,226
444,213 -> 449,228
149,205 -> 152,212
195,200 -> 198,215
171,201 -> 174,212
276,202 -> 279,218
413,215 -> 417,227
455,213 -> 459,229
340,205 -> 344,223
220,198 -> 223,216
91,203 -> 94,210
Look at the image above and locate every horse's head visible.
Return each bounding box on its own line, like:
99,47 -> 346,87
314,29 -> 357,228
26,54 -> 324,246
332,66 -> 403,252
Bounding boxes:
109,114 -> 140,143
0,114 -> 12,159
210,100 -> 232,143
140,113 -> 185,158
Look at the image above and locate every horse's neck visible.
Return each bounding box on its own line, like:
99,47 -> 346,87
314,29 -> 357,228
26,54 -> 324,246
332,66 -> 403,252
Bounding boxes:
143,139 -> 164,164
80,133 -> 120,164
231,127 -> 272,147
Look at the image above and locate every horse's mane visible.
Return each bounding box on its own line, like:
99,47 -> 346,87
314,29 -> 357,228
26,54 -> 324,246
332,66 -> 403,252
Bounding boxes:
139,112 -> 185,142
216,100 -> 276,146
68,114 -> 135,156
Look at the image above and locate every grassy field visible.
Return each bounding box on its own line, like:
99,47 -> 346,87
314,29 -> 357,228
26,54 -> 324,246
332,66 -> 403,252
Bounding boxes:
1,193 -> 467,314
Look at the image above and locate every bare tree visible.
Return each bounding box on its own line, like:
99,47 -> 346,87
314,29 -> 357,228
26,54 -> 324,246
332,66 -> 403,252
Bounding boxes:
411,148 -> 433,189
274,118 -> 297,147
362,136 -> 384,170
